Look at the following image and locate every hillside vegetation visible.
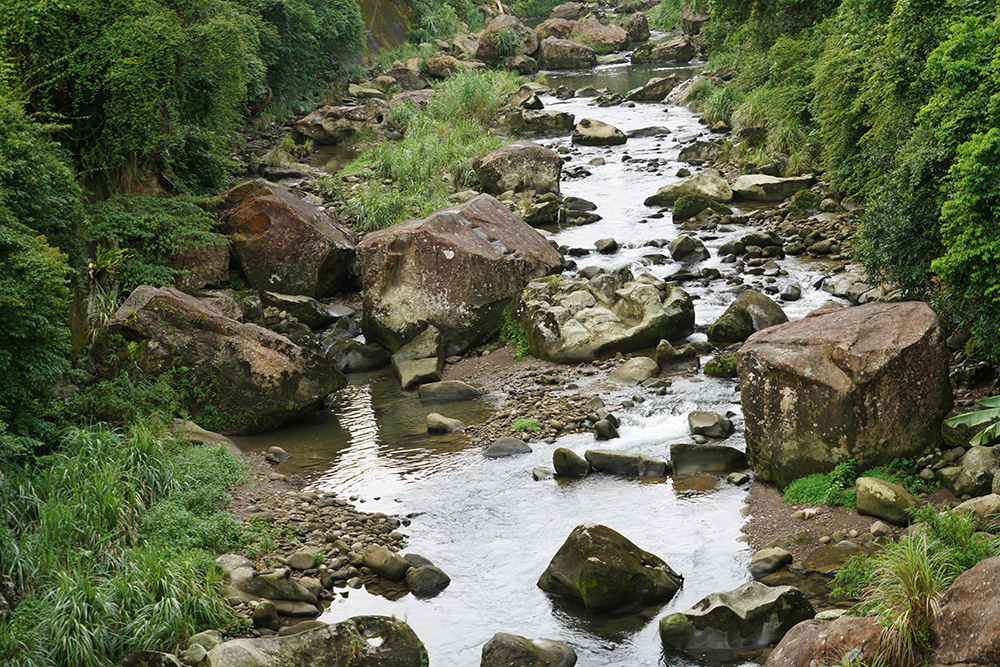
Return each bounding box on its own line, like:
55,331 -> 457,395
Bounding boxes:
689,0 -> 1000,359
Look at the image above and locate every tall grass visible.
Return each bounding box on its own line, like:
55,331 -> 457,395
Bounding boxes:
834,506 -> 1000,666
342,69 -> 520,232
0,424 -> 248,666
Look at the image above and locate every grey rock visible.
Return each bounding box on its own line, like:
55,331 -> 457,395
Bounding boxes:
553,448 -> 590,478
485,436 -> 532,458
481,633 -> 577,667
671,443 -> 747,475
418,380 -> 482,400
687,411 -> 734,439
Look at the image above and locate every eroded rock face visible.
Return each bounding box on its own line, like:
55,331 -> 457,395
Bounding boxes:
737,302 -> 952,486
359,195 -> 564,355
221,181 -> 356,298
659,582 -> 814,651
931,556 -> 1000,667
205,617 -> 427,667
93,286 -> 344,435
538,37 -> 597,69
474,141 -> 562,196
519,272 -> 694,363
765,617 -> 886,667
294,99 -> 390,145
537,524 -> 682,611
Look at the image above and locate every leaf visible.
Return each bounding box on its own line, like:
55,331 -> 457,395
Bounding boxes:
945,407 -> 1000,427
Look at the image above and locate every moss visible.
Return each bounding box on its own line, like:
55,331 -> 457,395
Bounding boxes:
705,352 -> 738,377
791,188 -> 822,210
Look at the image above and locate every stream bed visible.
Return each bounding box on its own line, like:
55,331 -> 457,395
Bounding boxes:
234,60 -> 846,666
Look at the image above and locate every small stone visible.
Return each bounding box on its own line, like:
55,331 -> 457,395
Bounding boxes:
870,521 -> 891,537
727,472 -> 750,485
819,536 -> 831,544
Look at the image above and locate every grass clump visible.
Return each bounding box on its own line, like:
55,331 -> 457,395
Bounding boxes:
833,506 -> 1000,665
512,418 -> 541,433
498,306 -> 531,359
342,69 -> 520,232
782,459 -> 927,509
0,422 -> 250,666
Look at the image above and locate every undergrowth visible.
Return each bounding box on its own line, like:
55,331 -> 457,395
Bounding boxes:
512,418 -> 541,433
341,69 -> 520,232
0,422 -> 250,666
782,459 -> 927,509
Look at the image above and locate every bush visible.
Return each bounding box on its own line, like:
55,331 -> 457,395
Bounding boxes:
85,194 -> 226,293
0,216 -> 71,438
833,506 -> 1000,664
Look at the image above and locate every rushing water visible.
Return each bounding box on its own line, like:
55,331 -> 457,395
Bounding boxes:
233,60 -> 847,666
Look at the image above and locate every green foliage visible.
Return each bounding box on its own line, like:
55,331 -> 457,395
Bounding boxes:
85,194 -> 226,293
509,0 -> 564,18
782,460 -> 924,508
511,418 -> 540,433
489,26 -> 526,59
833,506 -> 1000,664
702,85 -> 744,125
65,373 -> 179,427
945,396 -> 1000,446
0,424 -> 246,666
342,69 -> 518,231
0,215 -> 70,438
236,0 -> 363,102
409,0 -> 465,42
499,306 -> 530,359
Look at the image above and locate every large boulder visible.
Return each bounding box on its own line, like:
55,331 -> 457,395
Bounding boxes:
644,169 -> 733,206
473,141 -> 562,196
584,449 -> 667,477
954,494 -> 1000,532
294,99 -> 390,145
737,302 -> 952,486
671,443 -> 747,475
537,524 -> 682,611
476,15 -> 539,64
519,274 -> 695,363
384,66 -> 428,92
931,556 -> 1000,667
659,582 -> 814,652
572,118 -> 627,146
205,617 -> 427,667
950,446 -> 1000,497
94,287 -> 344,435
574,16 -> 629,52
481,633 -> 577,667
221,181 -> 356,298
631,36 -> 696,63
708,290 -> 788,344
535,18 -> 579,40
538,37 -> 597,69
359,195 -> 564,355
681,6 -> 711,34
732,175 -> 813,202
766,617 -> 886,667
621,12 -> 651,43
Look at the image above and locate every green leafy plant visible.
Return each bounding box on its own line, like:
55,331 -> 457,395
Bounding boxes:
511,418 -> 541,433
498,306 -> 530,360
945,396 -> 1000,446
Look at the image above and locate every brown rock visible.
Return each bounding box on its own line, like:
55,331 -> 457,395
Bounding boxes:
766,617 -> 887,667
932,556 -> 1000,667
94,286 -> 345,435
737,302 -> 953,487
574,16 -> 629,52
294,99 -> 390,145
535,18 -> 578,40
384,66 -> 428,91
221,181 -> 356,298
476,15 -> 539,64
631,36 -> 696,63
358,195 -> 564,355
681,6 -> 711,34
473,141 -> 562,196
621,12 -> 650,43
171,238 -> 230,291
425,54 -> 464,79
538,37 -> 596,69
388,90 -> 435,109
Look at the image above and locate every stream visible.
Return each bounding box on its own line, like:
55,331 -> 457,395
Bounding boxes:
234,59 -> 846,666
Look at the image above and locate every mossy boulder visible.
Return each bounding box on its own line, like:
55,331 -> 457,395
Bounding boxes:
673,195 -> 732,220
93,286 -> 344,435
707,290 -> 788,344
537,524 -> 682,611
705,352 -> 738,377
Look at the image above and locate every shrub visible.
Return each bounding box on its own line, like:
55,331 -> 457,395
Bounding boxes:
85,194 -> 227,293
0,215 -> 71,438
